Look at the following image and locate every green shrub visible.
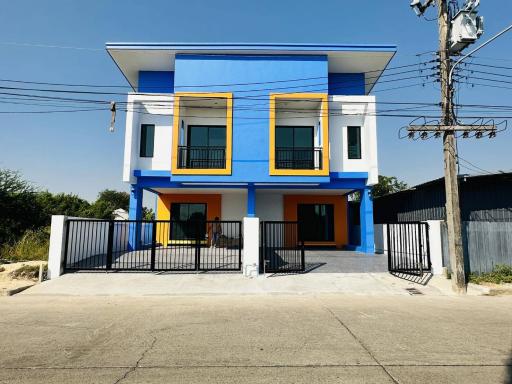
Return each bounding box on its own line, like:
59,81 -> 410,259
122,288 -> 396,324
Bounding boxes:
9,264 -> 46,280
0,228 -> 50,262
470,264 -> 512,285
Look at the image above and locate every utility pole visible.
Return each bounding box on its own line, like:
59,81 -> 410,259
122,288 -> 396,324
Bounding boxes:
408,0 -> 508,293
436,0 -> 467,294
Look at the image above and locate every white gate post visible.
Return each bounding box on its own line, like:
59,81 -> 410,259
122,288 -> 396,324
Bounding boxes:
242,217 -> 259,277
47,215 -> 67,280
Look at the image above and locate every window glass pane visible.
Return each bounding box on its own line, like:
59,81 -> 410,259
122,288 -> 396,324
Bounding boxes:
188,126 -> 208,147
140,124 -> 154,157
170,203 -> 207,240
208,127 -> 226,147
347,126 -> 361,159
276,127 -> 293,148
294,127 -> 313,148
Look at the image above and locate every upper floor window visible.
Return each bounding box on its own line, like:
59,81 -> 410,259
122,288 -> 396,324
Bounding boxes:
179,125 -> 226,169
275,126 -> 321,170
269,93 -> 329,176
347,126 -> 361,159
171,93 -> 233,175
140,124 -> 155,158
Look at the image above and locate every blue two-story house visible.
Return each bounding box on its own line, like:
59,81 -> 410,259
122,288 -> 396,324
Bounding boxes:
107,42 -> 396,254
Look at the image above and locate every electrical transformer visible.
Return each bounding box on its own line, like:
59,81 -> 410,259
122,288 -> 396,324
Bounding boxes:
450,10 -> 484,53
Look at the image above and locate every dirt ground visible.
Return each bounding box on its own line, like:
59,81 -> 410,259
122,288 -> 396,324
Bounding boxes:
0,261 -> 45,294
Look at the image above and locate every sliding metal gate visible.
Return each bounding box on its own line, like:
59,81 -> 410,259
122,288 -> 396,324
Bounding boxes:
63,219 -> 242,272
260,221 -> 305,273
387,222 -> 431,276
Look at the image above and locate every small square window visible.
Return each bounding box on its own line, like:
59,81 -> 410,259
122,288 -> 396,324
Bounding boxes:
347,126 -> 361,159
140,124 -> 155,158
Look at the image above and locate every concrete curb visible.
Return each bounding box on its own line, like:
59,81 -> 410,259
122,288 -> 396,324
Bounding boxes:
1,284 -> 35,297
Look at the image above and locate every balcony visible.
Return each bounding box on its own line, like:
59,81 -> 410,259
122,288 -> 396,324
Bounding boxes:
275,147 -> 323,170
177,146 -> 226,169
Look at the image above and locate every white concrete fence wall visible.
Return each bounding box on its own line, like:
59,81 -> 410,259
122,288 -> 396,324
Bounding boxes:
374,220 -> 444,275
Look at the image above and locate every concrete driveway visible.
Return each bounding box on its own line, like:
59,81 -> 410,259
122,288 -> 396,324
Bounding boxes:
1,294 -> 511,383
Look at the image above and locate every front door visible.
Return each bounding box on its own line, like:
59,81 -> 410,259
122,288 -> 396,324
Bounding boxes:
297,204 -> 335,243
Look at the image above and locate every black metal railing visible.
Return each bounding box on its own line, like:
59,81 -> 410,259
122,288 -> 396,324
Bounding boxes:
275,147 -> 322,170
260,221 -> 305,273
63,219 -> 242,272
387,222 -> 431,277
177,146 -> 226,169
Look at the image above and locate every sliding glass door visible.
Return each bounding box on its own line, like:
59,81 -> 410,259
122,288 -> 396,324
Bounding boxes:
186,125 -> 226,168
297,204 -> 335,242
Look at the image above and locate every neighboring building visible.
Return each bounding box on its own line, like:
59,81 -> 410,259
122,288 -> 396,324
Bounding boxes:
373,172 -> 512,223
113,208 -> 129,220
107,43 -> 397,253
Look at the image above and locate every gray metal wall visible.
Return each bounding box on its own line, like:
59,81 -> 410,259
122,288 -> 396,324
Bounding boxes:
374,174 -> 512,224
441,221 -> 512,274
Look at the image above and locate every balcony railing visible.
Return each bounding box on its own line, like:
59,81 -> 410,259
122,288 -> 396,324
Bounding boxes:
177,146 -> 226,169
275,147 -> 323,170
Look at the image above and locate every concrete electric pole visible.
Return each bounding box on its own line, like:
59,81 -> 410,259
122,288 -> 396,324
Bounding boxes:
436,0 -> 466,294
408,0 -> 497,293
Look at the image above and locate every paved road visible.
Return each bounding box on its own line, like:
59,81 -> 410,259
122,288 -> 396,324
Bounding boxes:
1,294 -> 511,383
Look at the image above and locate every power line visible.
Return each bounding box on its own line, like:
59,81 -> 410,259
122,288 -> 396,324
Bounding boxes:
0,61 -> 435,91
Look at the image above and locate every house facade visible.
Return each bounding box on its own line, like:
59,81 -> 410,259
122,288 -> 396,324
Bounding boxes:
107,43 -> 396,254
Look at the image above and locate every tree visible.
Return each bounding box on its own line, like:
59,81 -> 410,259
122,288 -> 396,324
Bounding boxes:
86,189 -> 130,219
36,191 -> 91,223
0,169 -> 42,243
142,207 -> 155,220
371,175 -> 408,199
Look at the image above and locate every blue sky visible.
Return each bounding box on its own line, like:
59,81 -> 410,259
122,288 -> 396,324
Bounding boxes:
1,0 -> 511,201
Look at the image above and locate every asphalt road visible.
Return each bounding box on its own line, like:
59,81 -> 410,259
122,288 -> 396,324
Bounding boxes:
1,294 -> 511,383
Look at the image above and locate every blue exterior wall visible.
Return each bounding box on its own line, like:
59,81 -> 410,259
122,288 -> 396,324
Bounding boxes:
328,73 -> 365,95
172,54 -> 330,183
138,71 -> 174,93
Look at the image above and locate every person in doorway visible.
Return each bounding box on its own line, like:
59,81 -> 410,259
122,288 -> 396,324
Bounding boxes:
210,217 -> 222,248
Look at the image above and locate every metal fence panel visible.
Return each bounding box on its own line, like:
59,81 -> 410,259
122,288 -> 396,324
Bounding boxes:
64,219 -> 242,272
387,222 -> 431,276
261,221 -> 305,273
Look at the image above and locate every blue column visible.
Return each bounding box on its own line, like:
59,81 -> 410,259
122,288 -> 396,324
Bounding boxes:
247,185 -> 256,217
359,187 -> 375,254
128,185 -> 143,250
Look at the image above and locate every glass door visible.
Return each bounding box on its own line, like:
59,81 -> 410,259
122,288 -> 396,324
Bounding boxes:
170,203 -> 207,240
297,204 -> 334,242
275,126 -> 314,169
187,125 -> 226,168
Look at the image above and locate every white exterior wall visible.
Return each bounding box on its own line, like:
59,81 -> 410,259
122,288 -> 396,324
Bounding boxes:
255,193 -> 283,222
123,94 -> 173,183
329,96 -> 379,185
123,94 -> 379,185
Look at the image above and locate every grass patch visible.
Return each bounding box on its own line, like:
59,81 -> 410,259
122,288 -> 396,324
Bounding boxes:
0,228 -> 49,262
9,264 -> 46,280
470,264 -> 512,285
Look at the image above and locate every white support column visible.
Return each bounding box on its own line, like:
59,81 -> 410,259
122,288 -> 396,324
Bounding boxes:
47,215 -> 67,280
426,220 -> 444,275
243,217 -> 259,277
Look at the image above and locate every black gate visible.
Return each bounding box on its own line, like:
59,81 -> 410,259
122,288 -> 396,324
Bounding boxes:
260,221 -> 305,273
387,222 -> 431,276
63,219 -> 242,272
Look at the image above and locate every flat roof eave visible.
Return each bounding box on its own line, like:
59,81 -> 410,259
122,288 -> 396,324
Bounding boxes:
106,42 -> 397,93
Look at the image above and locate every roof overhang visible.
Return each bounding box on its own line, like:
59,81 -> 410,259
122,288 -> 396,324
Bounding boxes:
106,43 -> 397,94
